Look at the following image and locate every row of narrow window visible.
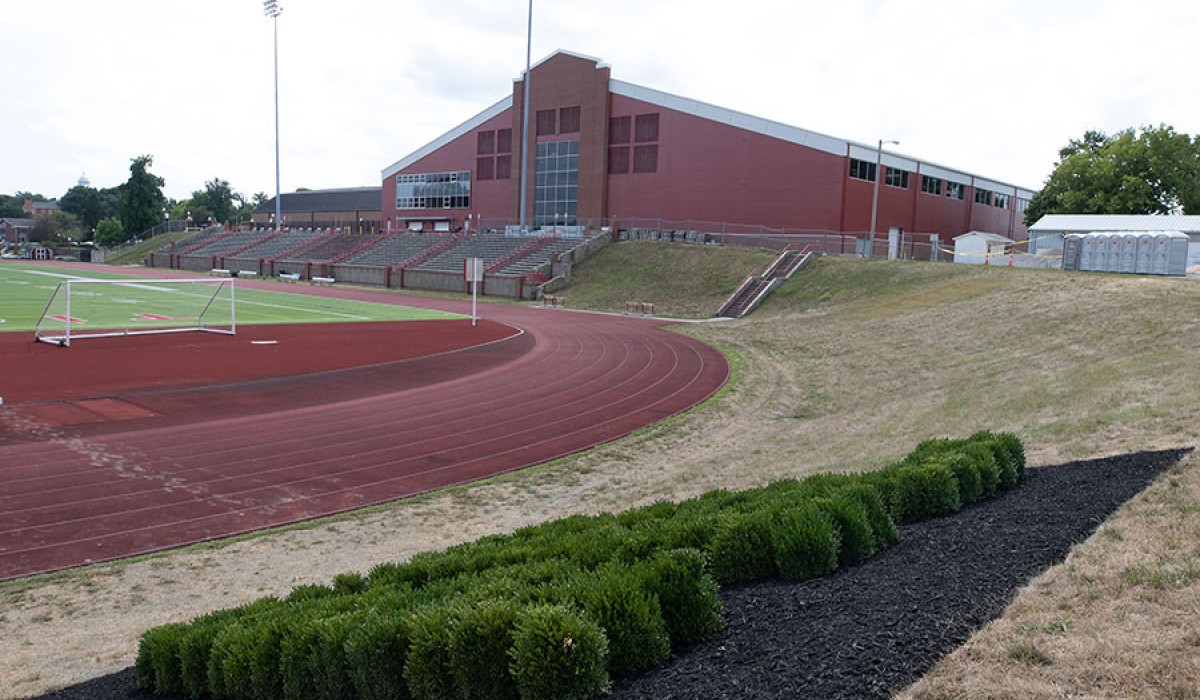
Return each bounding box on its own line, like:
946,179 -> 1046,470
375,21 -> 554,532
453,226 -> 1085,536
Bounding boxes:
849,158 -> 1023,210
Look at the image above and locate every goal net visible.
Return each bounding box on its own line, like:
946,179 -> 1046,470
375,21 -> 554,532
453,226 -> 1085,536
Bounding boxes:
34,277 -> 237,347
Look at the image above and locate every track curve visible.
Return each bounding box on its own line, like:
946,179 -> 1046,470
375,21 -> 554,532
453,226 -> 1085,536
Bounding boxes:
0,269 -> 729,580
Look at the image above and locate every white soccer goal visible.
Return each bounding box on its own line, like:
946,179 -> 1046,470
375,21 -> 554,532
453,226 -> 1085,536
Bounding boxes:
34,277 -> 237,347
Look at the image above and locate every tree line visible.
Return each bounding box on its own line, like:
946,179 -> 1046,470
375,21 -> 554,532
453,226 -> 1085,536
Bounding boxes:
3,155 -> 267,248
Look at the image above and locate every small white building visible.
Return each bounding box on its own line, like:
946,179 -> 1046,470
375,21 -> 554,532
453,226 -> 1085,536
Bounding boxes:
1028,214 -> 1200,272
953,231 -> 1014,265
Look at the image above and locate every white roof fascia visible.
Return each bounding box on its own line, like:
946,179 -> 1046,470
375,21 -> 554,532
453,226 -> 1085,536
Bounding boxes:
1029,214 -> 1200,233
917,163 -> 972,187
610,79 -> 848,157
519,49 -> 610,78
381,96 -> 512,179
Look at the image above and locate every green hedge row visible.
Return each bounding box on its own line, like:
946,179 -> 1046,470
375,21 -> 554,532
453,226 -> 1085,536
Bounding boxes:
138,432 -> 1023,700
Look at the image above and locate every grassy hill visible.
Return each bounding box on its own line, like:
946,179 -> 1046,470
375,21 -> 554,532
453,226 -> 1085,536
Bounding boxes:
102,230 -> 193,266
4,252 -> 1199,698
560,240 -> 777,318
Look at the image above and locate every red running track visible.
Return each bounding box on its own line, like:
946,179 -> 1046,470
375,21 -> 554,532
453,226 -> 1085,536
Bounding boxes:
0,264 -> 729,580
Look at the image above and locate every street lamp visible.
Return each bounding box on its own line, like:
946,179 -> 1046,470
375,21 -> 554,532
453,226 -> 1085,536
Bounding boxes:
163,207 -> 168,233
264,0 -> 283,233
868,138 -> 899,259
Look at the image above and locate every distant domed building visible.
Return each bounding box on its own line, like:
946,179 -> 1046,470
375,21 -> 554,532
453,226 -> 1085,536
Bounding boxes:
78,173 -> 91,188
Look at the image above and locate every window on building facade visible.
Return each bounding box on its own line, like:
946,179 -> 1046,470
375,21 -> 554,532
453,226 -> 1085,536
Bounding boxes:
634,113 -> 660,143
495,154 -> 511,179
993,193 -> 1009,209
885,168 -> 910,189
476,157 -> 494,181
608,146 -> 630,174
974,188 -> 992,205
945,182 -> 965,200
609,116 -> 631,144
921,175 -> 942,195
534,140 -> 579,227
496,128 -> 513,154
396,171 -> 471,209
633,145 -> 658,173
1017,198 -> 1029,213
849,159 -> 876,182
559,106 -> 581,134
477,131 -> 494,156
536,109 -> 557,136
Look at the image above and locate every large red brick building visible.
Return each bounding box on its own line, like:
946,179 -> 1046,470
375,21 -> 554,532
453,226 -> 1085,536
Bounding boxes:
381,50 -> 1034,245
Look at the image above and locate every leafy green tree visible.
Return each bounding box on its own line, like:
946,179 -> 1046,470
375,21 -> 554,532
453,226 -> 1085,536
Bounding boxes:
0,194 -> 26,218
29,211 -> 80,243
118,155 -> 166,240
95,217 -> 125,248
189,177 -> 236,224
60,185 -> 105,232
1025,124 -> 1200,226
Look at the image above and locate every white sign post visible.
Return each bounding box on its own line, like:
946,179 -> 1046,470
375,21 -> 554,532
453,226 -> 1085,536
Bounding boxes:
465,257 -> 484,327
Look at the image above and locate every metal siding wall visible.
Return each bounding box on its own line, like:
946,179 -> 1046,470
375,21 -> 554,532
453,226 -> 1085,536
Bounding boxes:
605,94 -> 844,230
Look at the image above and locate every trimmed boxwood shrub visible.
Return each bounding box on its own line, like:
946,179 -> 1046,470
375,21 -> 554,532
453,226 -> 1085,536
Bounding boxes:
136,622 -> 188,695
344,610 -> 413,700
995,431 -> 1026,481
708,509 -> 776,584
280,614 -> 357,700
571,563 -> 670,677
509,604 -> 610,700
839,483 -> 900,547
891,462 -> 962,522
970,430 -> 1024,488
938,451 -> 984,504
634,548 -> 724,647
332,572 -> 368,595
815,495 -> 875,564
448,600 -> 522,700
209,615 -> 292,700
963,442 -> 1001,497
770,502 -> 840,580
404,605 -> 458,700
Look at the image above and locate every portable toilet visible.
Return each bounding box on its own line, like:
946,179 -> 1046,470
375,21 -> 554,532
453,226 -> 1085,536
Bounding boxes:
1119,234 -> 1137,273
1165,231 -> 1190,276
1092,233 -> 1111,271
1103,234 -> 1123,272
1152,233 -> 1172,274
1135,233 -> 1155,273
1061,233 -> 1084,271
1080,233 -> 1098,271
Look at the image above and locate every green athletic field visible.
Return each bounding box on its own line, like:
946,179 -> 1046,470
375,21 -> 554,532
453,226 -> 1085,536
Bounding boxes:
0,264 -> 462,333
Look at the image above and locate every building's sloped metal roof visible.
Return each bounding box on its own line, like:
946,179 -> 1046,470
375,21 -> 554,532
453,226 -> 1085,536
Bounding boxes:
1029,214 -> 1200,233
954,231 -> 1014,242
254,187 -> 382,215
380,49 -> 1038,198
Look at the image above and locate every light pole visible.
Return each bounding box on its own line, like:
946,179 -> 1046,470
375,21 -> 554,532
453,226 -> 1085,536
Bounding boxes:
868,138 -> 898,259
264,0 -> 283,233
518,0 -> 533,232
163,207 -> 168,234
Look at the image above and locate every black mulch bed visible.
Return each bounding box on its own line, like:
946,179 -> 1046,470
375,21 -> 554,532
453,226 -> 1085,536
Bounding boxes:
29,448 -> 1190,700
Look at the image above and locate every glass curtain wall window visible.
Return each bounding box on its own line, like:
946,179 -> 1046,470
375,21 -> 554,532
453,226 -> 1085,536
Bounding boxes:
534,140 -> 579,227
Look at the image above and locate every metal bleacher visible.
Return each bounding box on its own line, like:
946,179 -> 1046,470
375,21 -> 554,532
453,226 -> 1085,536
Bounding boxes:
190,228 -> 271,255
236,227 -> 326,259
495,237 -> 585,275
284,232 -> 361,262
412,234 -> 529,273
343,234 -> 448,266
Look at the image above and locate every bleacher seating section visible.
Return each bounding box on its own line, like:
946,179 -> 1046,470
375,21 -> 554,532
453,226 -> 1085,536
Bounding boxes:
235,228 -> 326,259
412,234 -> 531,273
495,237 -> 584,275
342,234 -> 446,266
190,229 -> 271,255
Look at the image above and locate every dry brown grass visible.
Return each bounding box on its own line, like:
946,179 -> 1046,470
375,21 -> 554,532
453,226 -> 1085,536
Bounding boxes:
897,450 -> 1200,700
2,255 -> 1198,699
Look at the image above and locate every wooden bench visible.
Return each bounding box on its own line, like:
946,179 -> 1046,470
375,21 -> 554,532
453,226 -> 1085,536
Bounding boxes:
310,276 -> 335,286
210,268 -> 231,277
278,272 -> 300,282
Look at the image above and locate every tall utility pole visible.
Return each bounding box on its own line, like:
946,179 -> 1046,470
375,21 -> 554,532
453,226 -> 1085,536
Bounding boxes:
264,0 -> 283,232
518,0 -> 533,231
868,138 -> 898,258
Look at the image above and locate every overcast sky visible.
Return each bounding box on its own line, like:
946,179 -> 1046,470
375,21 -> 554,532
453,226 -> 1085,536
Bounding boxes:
4,0 -> 1198,202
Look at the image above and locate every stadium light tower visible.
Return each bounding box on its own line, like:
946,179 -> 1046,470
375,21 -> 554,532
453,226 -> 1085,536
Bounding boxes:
264,0 -> 283,232
868,138 -> 898,259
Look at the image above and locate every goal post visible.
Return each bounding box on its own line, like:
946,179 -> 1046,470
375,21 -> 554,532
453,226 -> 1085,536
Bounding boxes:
34,277 -> 237,347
